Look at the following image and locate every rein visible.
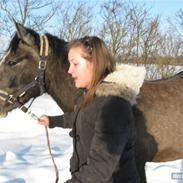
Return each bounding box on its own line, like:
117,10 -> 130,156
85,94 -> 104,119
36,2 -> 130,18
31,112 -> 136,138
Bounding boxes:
0,35 -> 59,183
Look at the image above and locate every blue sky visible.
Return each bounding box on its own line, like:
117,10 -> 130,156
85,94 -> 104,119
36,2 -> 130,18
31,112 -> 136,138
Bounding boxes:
84,0 -> 182,25
91,0 -> 182,18
132,0 -> 182,19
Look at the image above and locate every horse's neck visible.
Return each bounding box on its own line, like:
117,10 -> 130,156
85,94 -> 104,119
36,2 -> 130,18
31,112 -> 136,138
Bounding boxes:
46,60 -> 77,112
49,82 -> 77,112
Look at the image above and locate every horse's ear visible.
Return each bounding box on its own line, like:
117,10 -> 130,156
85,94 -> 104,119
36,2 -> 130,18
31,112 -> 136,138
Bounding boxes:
13,21 -> 34,46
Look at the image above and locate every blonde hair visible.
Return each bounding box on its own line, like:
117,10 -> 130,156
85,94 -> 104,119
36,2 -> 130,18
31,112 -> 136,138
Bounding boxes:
68,36 -> 115,107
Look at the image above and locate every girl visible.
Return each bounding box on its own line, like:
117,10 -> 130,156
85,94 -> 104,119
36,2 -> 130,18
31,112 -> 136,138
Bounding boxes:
38,36 -> 140,183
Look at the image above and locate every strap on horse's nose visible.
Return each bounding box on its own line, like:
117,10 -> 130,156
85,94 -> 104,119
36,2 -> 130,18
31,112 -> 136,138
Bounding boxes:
0,90 -> 9,102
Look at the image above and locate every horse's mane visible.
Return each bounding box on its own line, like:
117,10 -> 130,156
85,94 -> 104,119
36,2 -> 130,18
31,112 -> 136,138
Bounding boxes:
7,34 -> 20,53
45,33 -> 68,64
7,27 -> 68,65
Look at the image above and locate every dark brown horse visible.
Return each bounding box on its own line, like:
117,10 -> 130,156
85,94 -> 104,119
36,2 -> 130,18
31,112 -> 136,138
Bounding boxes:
0,22 -> 183,183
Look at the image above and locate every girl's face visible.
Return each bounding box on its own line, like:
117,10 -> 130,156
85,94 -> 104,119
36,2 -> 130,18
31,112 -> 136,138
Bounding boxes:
68,47 -> 93,89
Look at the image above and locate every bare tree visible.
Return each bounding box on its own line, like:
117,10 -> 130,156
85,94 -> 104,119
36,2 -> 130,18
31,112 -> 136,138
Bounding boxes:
0,0 -> 59,55
146,8 -> 183,79
140,16 -> 161,65
99,0 -> 183,79
99,0 -> 129,61
55,1 -> 94,41
165,9 -> 183,57
175,9 -> 183,37
0,0 -> 182,79
99,0 -> 161,65
0,0 -> 58,30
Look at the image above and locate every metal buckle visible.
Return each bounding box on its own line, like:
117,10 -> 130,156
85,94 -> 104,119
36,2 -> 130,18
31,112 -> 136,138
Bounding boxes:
8,95 -> 16,104
38,59 -> 46,70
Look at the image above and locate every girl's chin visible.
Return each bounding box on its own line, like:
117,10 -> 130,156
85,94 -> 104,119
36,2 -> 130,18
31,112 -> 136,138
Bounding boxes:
75,83 -> 84,89
74,82 -> 80,88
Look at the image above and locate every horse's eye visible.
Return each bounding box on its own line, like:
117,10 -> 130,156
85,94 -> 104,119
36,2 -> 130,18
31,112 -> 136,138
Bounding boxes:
7,60 -> 17,66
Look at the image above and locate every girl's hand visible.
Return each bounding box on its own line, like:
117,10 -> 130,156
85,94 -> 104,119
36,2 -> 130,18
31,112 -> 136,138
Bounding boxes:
38,115 -> 49,126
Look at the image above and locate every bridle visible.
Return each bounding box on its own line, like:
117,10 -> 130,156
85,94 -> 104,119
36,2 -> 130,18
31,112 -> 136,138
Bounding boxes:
0,35 -> 48,105
0,35 -> 59,183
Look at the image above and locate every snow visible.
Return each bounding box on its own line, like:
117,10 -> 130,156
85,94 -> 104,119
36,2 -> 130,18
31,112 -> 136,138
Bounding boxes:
0,93 -> 183,183
145,159 -> 183,183
0,93 -> 72,183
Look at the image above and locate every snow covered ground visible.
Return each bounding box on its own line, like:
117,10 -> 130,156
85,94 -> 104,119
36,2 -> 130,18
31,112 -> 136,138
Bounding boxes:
0,93 -> 183,183
0,93 -> 72,183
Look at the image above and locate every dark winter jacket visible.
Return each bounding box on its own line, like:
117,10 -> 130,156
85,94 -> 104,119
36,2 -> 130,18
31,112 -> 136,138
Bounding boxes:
49,65 -> 146,183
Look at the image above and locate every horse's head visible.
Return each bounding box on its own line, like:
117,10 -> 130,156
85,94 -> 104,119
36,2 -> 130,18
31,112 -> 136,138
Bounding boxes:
0,22 -> 78,117
0,22 -> 49,116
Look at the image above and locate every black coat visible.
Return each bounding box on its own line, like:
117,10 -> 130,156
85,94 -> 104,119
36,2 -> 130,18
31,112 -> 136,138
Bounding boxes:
49,69 -> 143,183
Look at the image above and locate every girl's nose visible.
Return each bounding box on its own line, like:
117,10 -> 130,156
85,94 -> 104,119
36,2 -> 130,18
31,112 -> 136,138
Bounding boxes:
68,65 -> 73,74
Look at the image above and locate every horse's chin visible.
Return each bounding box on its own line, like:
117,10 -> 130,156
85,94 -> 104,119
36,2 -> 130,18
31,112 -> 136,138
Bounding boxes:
0,107 -> 8,118
0,112 -> 8,118
0,102 -> 19,118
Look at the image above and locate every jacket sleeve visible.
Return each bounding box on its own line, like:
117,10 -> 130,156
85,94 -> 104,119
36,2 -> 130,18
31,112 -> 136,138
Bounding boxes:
49,94 -> 83,129
48,111 -> 75,129
65,97 -> 134,183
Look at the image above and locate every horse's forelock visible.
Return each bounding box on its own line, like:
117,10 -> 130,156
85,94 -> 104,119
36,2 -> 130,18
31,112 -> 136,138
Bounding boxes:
7,34 -> 20,53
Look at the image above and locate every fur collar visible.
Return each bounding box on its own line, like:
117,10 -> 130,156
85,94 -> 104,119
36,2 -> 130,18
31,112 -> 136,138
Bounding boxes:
96,64 -> 146,105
